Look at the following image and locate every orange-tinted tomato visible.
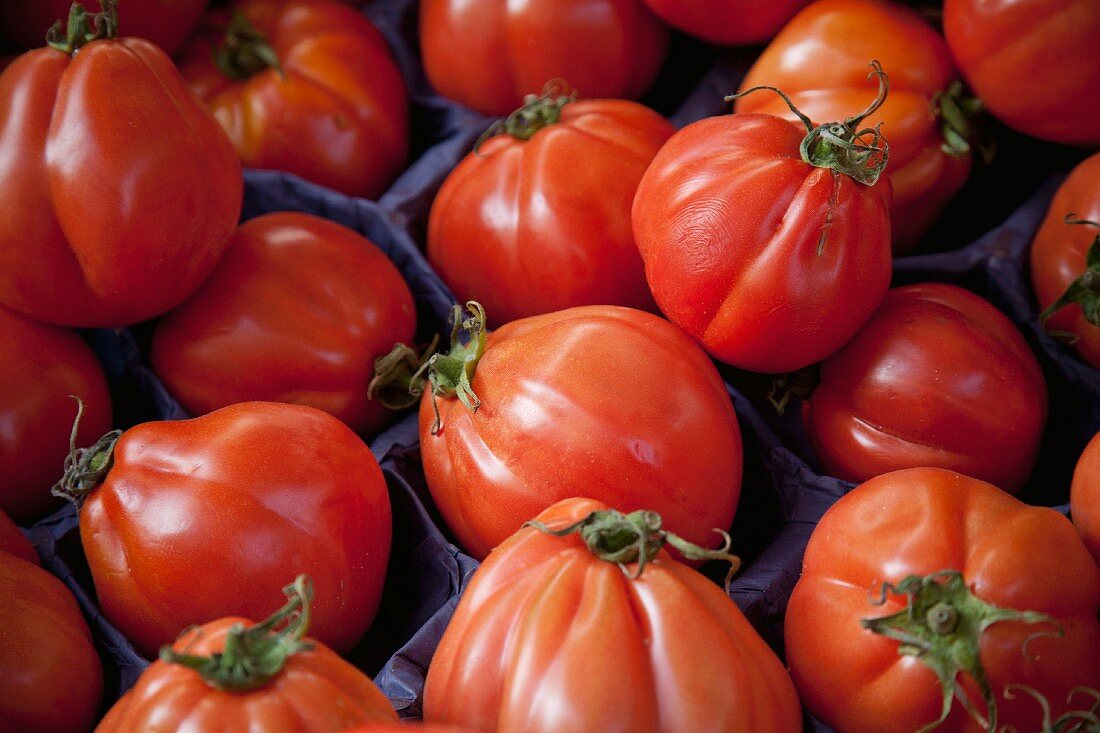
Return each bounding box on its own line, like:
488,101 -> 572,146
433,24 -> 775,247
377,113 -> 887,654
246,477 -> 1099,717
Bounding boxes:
1071,431 -> 1100,565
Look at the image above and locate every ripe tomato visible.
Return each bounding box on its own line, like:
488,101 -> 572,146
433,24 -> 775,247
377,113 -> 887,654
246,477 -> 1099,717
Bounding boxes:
786,468 -> 1100,733
415,304 -> 742,560
0,551 -> 102,733
151,212 -> 416,437
638,0 -> 810,45
803,283 -> 1048,493
178,0 -> 408,199
633,69 -> 892,373
424,497 -> 803,732
98,576 -> 400,732
0,2 -> 242,327
419,0 -> 669,116
1030,151 -> 1100,369
427,93 -> 672,325
1071,431 -> 1100,565
735,0 -> 970,253
56,401 -> 392,657
0,508 -> 36,563
0,305 -> 112,523
943,0 -> 1100,146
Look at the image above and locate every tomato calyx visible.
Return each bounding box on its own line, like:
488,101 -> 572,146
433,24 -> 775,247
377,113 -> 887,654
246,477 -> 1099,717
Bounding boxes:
160,575 -> 315,692
861,570 -> 1061,732
368,334 -> 442,410
935,80 -> 993,163
1003,685 -> 1100,733
214,10 -> 285,82
46,0 -> 118,55
51,396 -> 122,506
526,508 -> 741,587
475,80 -> 576,152
1040,215 -> 1100,334
767,366 -> 820,416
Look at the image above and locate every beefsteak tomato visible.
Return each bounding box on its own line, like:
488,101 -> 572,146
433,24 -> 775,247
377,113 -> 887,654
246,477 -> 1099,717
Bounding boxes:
638,0 -> 810,46
1071,431 -> 1100,565
427,91 -> 672,325
786,467 -> 1100,732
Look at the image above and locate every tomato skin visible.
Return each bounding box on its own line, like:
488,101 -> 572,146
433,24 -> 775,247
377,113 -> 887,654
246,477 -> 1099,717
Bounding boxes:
0,306 -> 112,524
179,0 -> 408,199
419,0 -> 669,116
632,114 -> 892,373
803,283 -> 1048,493
151,212 -> 416,436
0,509 -> 35,563
1029,151 -> 1100,369
423,497 -> 803,733
418,306 -> 742,560
0,39 -> 242,328
427,99 -> 673,325
638,0 -> 810,45
79,401 -> 392,657
735,0 -> 969,253
786,468 -> 1100,733
0,551 -> 103,733
1071,431 -> 1100,565
943,0 -> 1100,146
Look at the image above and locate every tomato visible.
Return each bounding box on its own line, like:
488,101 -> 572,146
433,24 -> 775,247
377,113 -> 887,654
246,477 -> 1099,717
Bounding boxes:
637,0 -> 810,45
786,467 -> 1100,733
346,726 -> 474,732
0,305 -> 112,523
735,0 -> 971,253
943,0 -> 1100,146
412,304 -> 743,560
1030,151 -> 1100,369
0,2 -> 242,327
0,551 -> 102,733
1071,431 -> 1100,565
178,0 -> 408,199
0,508 -> 36,564
803,283 -> 1048,493
419,0 -> 669,116
424,497 -> 802,732
55,401 -> 391,657
151,212 -> 416,436
632,69 -> 893,373
427,93 -> 672,325
98,576 -> 400,732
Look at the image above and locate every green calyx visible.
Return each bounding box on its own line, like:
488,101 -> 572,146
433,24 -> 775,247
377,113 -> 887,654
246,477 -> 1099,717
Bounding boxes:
159,575 -> 315,693
475,80 -> 576,153
935,80 -> 993,163
50,396 -> 122,507
526,509 -> 741,587
46,0 -> 118,55
861,570 -> 1062,732
1040,215 -> 1100,334
214,10 -> 285,81
1003,685 -> 1100,733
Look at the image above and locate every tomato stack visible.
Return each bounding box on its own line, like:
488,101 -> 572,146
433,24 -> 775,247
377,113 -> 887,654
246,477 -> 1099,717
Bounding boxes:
1,0 -> 1098,731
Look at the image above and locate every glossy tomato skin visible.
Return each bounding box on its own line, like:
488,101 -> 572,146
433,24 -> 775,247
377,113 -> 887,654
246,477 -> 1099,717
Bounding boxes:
944,0 -> 1100,146
736,0 -> 969,253
179,0 -> 408,199
424,498 -> 803,733
786,468 -> 1100,733
803,283 -> 1048,493
0,551 -> 103,733
151,212 -> 415,436
638,0 -> 810,45
97,615 -> 399,732
1030,151 -> 1100,368
428,99 -> 672,325
419,306 -> 742,560
1071,431 -> 1100,565
0,508 -> 36,564
632,114 -> 892,373
420,0 -> 669,116
0,306 -> 112,523
0,39 -> 242,327
80,401 -> 391,657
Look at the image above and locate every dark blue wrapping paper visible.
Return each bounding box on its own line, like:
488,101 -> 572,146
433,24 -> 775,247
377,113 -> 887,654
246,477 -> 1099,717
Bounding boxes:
19,0 -> 1098,729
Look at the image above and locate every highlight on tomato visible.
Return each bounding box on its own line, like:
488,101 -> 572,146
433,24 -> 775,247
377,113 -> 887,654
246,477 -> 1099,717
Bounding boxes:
1071,430 -> 1100,565
423,497 -> 804,732
637,0 -> 811,45
97,576 -> 401,733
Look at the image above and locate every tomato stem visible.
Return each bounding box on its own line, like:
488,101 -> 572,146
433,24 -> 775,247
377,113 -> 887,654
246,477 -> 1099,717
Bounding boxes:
934,80 -> 993,163
50,396 -> 121,506
1040,215 -> 1100,332
214,10 -> 285,82
46,0 -> 119,55
1002,685 -> 1100,733
368,334 -> 442,410
475,80 -> 575,153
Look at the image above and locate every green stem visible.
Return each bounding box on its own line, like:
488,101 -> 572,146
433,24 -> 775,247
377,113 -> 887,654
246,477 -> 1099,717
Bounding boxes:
367,335 -> 441,410
50,396 -> 122,506
46,0 -> 118,55
935,80 -> 993,163
1040,215 -> 1100,334
214,10 -> 285,81
475,80 -> 575,153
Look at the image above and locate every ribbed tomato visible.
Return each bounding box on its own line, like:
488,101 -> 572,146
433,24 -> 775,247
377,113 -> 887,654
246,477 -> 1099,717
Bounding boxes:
638,0 -> 810,45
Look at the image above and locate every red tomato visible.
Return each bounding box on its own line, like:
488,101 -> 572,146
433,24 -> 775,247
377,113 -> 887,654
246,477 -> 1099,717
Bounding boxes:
419,0 -> 669,116
0,305 -> 112,523
0,3 -> 241,327
427,94 -> 672,325
151,212 -> 416,436
56,401 -> 391,657
98,576 -> 400,732
1071,431 -> 1100,565
735,0 -> 971,253
416,304 -> 742,560
347,726 -> 474,732
943,0 -> 1100,146
1030,151 -> 1100,369
179,0 -> 408,199
633,73 -> 893,373
0,508 -> 36,564
786,468 -> 1100,733
803,283 -> 1048,493
638,0 -> 810,45
0,551 -> 102,733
